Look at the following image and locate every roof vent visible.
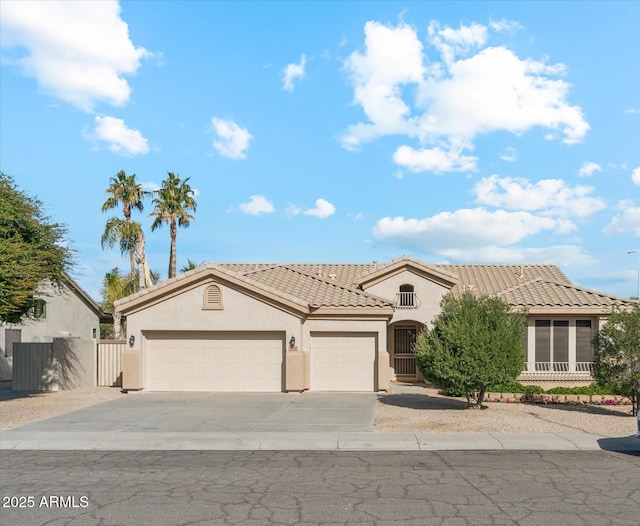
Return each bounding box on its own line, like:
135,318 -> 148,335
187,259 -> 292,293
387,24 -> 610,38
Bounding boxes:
317,266 -> 322,278
329,273 -> 337,281
518,265 -> 525,280
372,261 -> 378,270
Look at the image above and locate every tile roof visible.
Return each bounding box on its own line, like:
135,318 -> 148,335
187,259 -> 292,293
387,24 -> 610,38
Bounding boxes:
221,261 -> 630,310
436,264 -> 570,295
117,258 -> 633,312
234,265 -> 392,308
496,278 -> 632,309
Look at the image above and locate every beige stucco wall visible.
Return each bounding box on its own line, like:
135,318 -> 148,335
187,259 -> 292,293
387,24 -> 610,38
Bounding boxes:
0,282 -> 101,381
1,282 -> 100,351
364,269 -> 449,325
12,338 -> 96,391
124,281 -> 303,387
125,281 -> 302,342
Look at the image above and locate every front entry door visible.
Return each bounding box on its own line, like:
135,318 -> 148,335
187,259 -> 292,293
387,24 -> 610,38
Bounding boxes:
393,326 -> 417,377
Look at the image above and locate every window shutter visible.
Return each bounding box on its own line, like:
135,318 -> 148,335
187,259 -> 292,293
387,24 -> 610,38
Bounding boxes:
534,320 -> 550,363
575,320 -> 592,362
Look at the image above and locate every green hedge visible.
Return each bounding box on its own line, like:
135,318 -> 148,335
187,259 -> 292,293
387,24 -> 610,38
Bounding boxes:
484,382 -> 610,396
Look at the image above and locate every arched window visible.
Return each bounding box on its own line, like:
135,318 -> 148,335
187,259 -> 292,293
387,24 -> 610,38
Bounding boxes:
203,284 -> 223,310
398,284 -> 415,307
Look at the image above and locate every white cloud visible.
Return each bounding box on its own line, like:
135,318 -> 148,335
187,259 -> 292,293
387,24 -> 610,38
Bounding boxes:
604,202 -> 640,236
578,161 -> 602,177
428,21 -> 487,65
625,107 -> 639,114
393,145 -> 477,173
439,245 -> 595,267
285,204 -> 302,217
210,117 -> 253,160
474,175 -> 606,217
500,147 -> 517,162
304,198 -> 336,219
141,181 -> 160,192
340,21 -> 424,150
372,208 -> 595,266
373,208 -> 558,251
86,115 -> 149,156
341,20 -> 589,171
282,54 -> 306,92
632,167 -> 640,186
489,18 -> 524,33
0,0 -> 149,111
238,195 -> 275,216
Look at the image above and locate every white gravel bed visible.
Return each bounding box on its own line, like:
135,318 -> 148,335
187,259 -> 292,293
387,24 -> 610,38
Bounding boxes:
0,387 -> 123,431
375,387 -> 637,436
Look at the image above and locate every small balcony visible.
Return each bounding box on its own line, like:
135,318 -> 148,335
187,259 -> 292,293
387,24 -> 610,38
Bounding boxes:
394,292 -> 419,309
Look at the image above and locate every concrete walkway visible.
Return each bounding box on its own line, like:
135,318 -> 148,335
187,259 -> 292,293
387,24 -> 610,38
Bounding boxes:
1,387 -> 638,452
1,429 -> 638,451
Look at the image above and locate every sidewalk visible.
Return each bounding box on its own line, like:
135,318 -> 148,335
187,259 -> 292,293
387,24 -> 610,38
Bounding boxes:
1,429 -> 638,452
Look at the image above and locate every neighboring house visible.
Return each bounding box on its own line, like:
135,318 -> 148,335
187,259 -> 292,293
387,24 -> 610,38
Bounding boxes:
114,256 -> 634,393
0,273 -> 109,381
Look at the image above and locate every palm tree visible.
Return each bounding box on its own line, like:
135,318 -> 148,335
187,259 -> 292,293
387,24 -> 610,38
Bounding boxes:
150,172 -> 197,279
101,218 -> 139,269
100,267 -> 137,339
101,170 -> 148,276
180,258 -> 203,273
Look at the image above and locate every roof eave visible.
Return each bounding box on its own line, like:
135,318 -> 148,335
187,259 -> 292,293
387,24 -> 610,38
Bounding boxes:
308,306 -> 395,319
115,268 -> 309,316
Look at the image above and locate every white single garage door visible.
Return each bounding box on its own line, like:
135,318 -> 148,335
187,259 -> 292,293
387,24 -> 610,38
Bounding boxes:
145,331 -> 284,392
310,332 -> 376,391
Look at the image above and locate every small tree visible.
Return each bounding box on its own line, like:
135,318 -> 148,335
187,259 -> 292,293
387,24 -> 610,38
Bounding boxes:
0,173 -> 74,323
414,291 -> 527,408
593,305 -> 640,416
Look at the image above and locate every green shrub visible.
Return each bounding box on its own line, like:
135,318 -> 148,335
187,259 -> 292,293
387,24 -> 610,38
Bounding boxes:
487,381 -> 530,393
545,383 -> 609,396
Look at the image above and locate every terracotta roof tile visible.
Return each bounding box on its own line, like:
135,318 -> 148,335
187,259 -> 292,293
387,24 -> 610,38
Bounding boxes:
240,265 -> 392,308
496,278 -> 632,309
205,260 -> 632,311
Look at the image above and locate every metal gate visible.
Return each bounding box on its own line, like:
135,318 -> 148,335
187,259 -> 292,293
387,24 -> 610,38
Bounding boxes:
97,340 -> 125,387
393,326 -> 417,377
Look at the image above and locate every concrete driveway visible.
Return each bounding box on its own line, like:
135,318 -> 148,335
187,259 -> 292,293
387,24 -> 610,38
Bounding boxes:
6,391 -> 377,434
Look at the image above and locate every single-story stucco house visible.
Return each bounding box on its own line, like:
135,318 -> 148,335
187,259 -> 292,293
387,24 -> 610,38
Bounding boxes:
0,273 -> 109,381
114,256 -> 634,393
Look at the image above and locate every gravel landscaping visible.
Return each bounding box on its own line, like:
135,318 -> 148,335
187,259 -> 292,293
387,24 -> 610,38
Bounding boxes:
0,386 -> 124,431
375,385 -> 637,436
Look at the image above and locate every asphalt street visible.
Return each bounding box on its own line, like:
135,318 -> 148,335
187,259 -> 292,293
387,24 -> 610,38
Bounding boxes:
1,450 -> 639,525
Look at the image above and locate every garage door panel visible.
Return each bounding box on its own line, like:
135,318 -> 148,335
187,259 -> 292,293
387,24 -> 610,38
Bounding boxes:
310,333 -> 376,391
145,331 -> 283,392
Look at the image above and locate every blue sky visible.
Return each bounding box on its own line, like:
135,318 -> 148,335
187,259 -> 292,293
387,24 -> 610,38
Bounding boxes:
1,1 -> 638,301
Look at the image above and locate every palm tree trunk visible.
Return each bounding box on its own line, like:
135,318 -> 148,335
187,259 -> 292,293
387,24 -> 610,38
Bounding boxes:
129,247 -> 135,277
169,221 -> 177,278
113,311 -> 122,340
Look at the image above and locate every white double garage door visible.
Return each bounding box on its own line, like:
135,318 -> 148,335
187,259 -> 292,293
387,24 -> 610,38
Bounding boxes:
144,331 -> 376,392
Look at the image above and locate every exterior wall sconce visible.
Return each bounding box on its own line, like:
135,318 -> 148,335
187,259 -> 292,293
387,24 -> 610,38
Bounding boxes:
128,335 -> 135,348
289,335 -> 295,348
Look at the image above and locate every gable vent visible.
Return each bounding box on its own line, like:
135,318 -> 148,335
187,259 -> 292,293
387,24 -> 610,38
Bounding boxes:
203,284 -> 223,310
